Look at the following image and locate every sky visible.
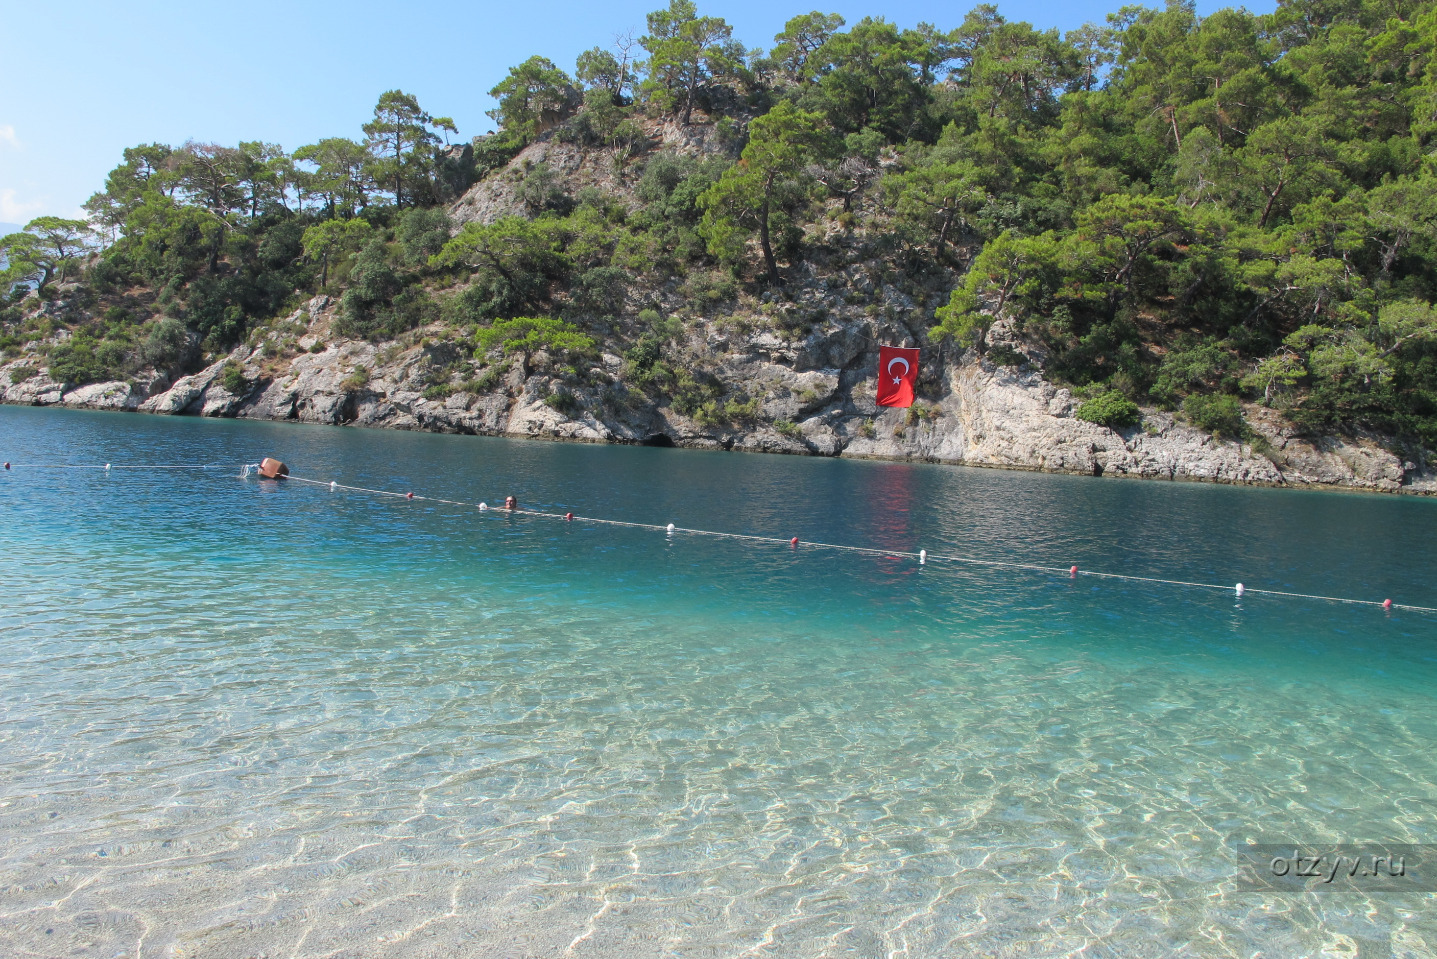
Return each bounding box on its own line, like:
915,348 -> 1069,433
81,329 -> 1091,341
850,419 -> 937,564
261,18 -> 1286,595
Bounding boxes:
0,0 -> 1277,224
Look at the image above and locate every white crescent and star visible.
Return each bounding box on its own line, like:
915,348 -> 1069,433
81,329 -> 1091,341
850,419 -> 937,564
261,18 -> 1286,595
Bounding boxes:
887,356 -> 911,386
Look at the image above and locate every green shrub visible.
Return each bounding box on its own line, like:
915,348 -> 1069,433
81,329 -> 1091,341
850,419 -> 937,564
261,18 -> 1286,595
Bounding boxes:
1182,393 -> 1246,439
220,361 -> 249,394
472,130 -> 523,179
517,162 -> 571,215
341,366 -> 370,392
422,382 -> 454,400
47,338 -> 129,386
774,418 -> 801,437
461,365 -> 506,394
334,238 -> 436,341
475,316 -> 595,360
1151,337 -> 1236,405
396,207 -> 452,268
7,363 -> 38,384
905,402 -> 939,426
667,368 -> 721,414
987,344 -> 1026,367
680,270 -> 738,305
694,395 -> 760,427
544,389 -> 580,415
575,265 -> 628,313
726,397 -> 760,422
1075,390 -> 1141,428
141,316 -> 192,369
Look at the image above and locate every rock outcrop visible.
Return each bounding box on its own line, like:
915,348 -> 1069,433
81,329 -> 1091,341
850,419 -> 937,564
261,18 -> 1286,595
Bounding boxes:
6,294 -> 1432,495
5,118 -> 1431,496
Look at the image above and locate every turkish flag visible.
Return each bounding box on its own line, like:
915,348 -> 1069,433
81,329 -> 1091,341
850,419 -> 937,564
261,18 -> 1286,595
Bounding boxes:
876,346 -> 920,408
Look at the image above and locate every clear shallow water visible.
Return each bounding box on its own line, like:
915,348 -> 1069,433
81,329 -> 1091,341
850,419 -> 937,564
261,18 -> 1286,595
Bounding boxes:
1,406 -> 1435,958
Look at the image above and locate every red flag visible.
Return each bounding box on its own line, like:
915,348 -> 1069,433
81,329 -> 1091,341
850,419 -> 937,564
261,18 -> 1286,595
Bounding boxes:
876,346 -> 920,408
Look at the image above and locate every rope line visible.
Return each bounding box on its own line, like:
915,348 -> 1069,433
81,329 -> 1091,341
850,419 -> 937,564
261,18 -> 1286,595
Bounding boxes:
278,470 -> 1437,615
6,463 -> 242,470
6,459 -> 1431,614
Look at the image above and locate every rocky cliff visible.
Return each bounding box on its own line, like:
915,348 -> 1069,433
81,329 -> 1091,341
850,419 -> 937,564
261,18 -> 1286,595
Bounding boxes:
5,289 -> 1431,495
4,118 -> 1432,495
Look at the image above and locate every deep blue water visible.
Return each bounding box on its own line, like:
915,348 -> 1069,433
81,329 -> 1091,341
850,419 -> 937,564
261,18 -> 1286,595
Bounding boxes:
1,404 -> 1435,958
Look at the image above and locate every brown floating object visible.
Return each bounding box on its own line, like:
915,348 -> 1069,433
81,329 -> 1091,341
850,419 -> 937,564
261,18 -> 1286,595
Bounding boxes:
258,457 -> 289,479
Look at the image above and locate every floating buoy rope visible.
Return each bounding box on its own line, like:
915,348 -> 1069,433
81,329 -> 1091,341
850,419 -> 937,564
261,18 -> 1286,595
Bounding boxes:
5,457 -> 1434,615
5,463 -> 240,470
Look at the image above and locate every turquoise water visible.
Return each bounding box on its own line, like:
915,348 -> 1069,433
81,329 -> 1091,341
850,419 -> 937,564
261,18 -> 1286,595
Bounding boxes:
2,405 -> 1436,958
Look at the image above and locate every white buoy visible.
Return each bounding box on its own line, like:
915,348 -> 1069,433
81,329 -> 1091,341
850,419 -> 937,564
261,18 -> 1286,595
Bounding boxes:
919,549 -> 927,565
479,502 -> 488,511
329,480 -> 337,491
105,463 -> 111,471
1235,583 -> 1245,597
666,523 -> 675,534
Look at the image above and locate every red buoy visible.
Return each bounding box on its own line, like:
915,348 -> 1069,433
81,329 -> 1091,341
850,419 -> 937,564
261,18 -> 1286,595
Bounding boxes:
405,492 -> 414,500
1070,565 -> 1078,577
565,512 -> 573,521
790,537 -> 799,547
257,457 -> 288,479
1384,598 -> 1393,610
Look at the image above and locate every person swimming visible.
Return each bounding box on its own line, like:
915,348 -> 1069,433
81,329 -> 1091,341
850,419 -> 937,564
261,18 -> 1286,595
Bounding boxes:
504,495 -> 517,510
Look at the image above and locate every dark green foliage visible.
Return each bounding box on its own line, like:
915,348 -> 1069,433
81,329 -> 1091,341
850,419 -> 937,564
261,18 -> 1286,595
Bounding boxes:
396,207 -> 452,267
1151,337 -> 1238,405
1182,393 -> 1246,439
435,215 -> 582,320
336,238 -> 434,341
1047,314 -> 1149,390
559,89 -> 648,151
461,365 -> 507,394
1075,390 -> 1141,428
342,366 -> 370,391
544,388 -> 581,415
803,18 -> 936,142
472,132 -> 524,179
488,56 -> 580,143
140,316 -> 193,369
575,266 -> 628,313
422,381 -> 455,400
637,152 -> 729,223
518,163 -> 572,215
986,344 -> 1026,367
220,361 -> 249,394
47,335 -> 134,386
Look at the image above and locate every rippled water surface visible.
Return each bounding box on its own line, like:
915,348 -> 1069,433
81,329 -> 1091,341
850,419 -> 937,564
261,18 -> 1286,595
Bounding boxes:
2,405 -> 1436,958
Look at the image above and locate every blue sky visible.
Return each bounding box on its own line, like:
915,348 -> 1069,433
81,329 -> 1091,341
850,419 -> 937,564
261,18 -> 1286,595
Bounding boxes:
0,0 -> 1276,223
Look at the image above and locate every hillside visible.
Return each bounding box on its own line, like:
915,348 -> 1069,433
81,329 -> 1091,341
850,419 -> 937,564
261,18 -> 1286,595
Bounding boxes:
3,0 -> 1436,493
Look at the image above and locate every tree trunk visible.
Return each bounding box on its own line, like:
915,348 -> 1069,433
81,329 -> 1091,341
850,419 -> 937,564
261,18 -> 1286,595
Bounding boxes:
682,62 -> 699,125
393,131 -> 405,209
1259,177 -> 1285,229
759,179 -> 780,284
936,206 -> 954,260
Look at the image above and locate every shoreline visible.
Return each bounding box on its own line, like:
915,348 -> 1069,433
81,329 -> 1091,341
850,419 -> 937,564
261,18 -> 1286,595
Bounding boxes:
7,395 -> 1434,499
